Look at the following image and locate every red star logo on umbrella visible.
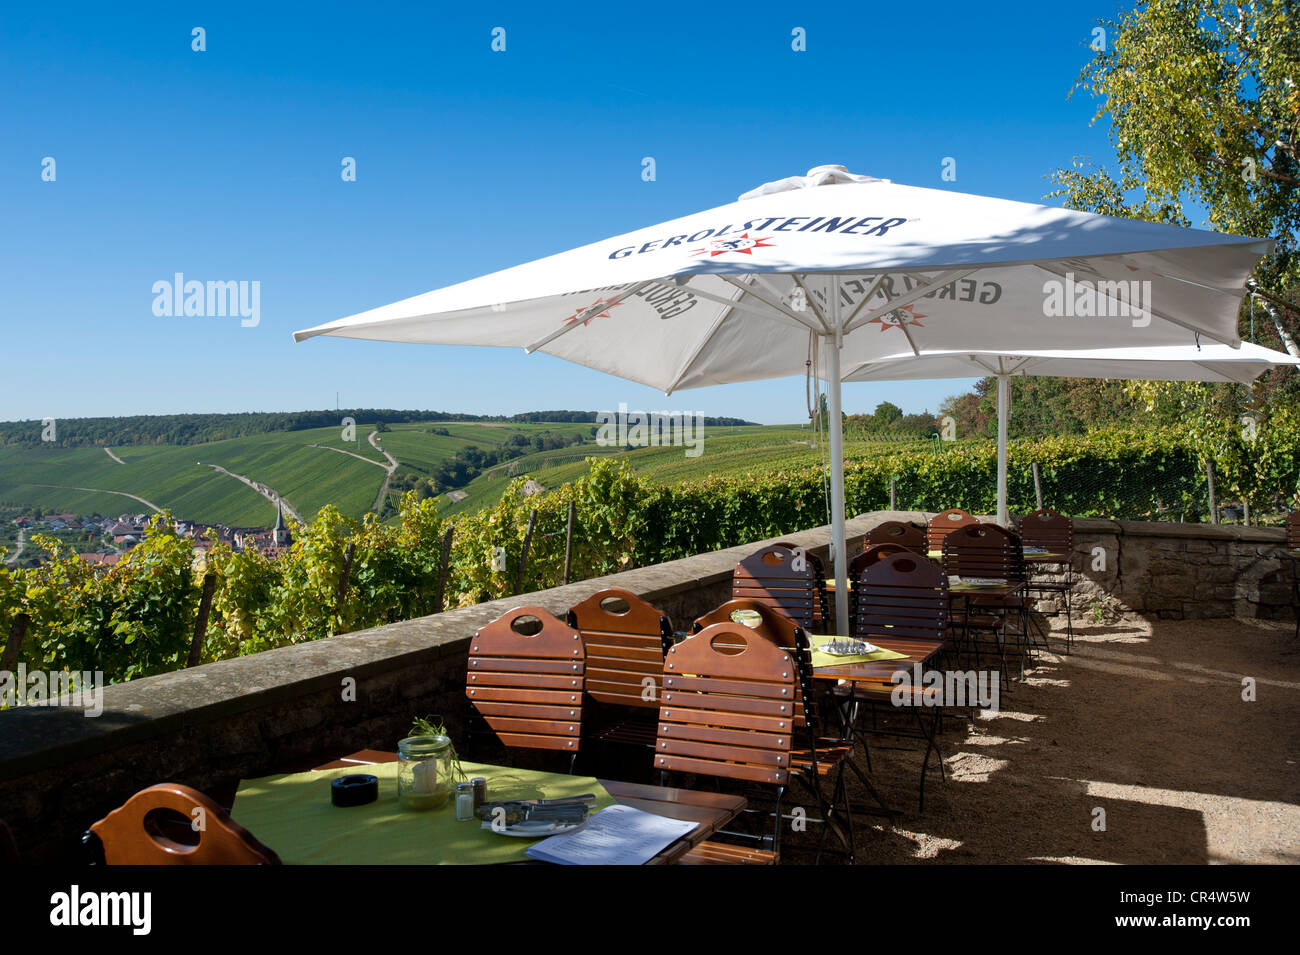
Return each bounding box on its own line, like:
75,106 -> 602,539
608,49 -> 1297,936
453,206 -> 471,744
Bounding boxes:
868,304 -> 926,331
690,233 -> 776,257
563,297 -> 624,327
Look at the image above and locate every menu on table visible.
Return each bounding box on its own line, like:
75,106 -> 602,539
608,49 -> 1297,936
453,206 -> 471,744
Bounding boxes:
524,804 -> 698,865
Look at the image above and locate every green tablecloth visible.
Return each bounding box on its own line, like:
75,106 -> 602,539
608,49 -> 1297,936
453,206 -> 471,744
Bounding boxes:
231,760 -> 615,865
809,635 -> 908,668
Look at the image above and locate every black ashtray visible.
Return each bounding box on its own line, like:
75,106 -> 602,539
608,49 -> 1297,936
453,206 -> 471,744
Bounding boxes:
331,774 -> 379,807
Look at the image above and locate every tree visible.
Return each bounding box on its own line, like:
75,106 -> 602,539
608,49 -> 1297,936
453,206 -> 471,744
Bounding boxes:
1046,0 -> 1300,490
1050,0 -> 1299,341
871,401 -> 904,430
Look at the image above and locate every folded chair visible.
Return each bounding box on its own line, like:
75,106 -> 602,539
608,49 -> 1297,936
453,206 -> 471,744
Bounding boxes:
656,622 -> 798,864
1018,508 -> 1076,651
692,599 -> 858,861
465,606 -> 585,772
84,783 -> 280,864
566,588 -> 673,750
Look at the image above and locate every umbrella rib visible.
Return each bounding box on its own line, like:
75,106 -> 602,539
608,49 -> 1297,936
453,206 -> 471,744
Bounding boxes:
840,274 -> 888,329
716,275 -> 822,334
523,280 -> 653,354
679,283 -> 817,333
842,269 -> 978,334
789,274 -> 834,334
663,289 -> 744,395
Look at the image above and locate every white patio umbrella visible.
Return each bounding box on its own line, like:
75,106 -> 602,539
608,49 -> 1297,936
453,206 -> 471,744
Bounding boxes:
846,342 -> 1300,524
294,165 -> 1275,635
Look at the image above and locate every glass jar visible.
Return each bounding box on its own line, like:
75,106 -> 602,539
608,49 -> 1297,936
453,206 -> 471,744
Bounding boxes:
397,735 -> 453,810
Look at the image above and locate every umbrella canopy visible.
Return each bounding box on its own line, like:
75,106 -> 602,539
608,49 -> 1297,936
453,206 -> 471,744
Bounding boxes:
294,165 -> 1277,635
847,342 -> 1300,527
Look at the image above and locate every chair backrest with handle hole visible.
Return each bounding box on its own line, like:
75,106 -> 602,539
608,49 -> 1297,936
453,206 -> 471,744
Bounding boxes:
941,522 -> 1024,582
865,520 -> 926,554
467,606 -> 585,754
656,623 -> 797,787
927,508 -> 978,552
88,783 -> 281,865
691,599 -> 814,732
854,551 -> 949,647
1019,508 -> 1073,555
733,543 -> 819,632
567,588 -> 673,710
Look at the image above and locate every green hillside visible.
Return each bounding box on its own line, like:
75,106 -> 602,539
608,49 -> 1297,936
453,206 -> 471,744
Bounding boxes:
0,416 -> 936,530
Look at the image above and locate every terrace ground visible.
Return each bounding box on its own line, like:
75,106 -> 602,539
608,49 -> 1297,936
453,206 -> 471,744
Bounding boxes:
802,617 -> 1299,865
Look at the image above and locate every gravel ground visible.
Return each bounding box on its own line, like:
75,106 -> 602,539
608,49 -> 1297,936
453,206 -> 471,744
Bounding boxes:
780,616 -> 1300,864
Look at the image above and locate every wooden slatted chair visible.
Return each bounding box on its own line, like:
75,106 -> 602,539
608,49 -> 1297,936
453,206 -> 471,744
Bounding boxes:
1018,508 -> 1075,651
866,520 -> 927,554
656,623 -> 798,863
566,588 -> 673,750
845,550 -> 953,809
848,543 -> 911,635
927,508 -> 978,554
465,606 -> 585,771
773,541 -> 828,628
942,523 -> 1028,686
692,600 -> 857,862
84,784 -> 280,865
733,543 -> 821,635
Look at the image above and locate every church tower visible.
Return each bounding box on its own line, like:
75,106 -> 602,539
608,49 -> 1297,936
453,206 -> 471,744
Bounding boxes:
272,501 -> 291,548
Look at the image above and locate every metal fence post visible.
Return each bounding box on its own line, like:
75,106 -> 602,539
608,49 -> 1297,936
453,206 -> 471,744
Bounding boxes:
889,478 -> 897,511
1032,462 -> 1044,511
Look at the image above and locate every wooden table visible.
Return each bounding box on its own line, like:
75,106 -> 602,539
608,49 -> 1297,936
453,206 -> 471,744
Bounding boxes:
808,637 -> 941,684
306,750 -> 745,865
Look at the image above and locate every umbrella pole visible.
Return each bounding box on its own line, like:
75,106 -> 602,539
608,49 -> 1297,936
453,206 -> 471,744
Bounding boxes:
824,335 -> 850,636
996,373 -> 1009,526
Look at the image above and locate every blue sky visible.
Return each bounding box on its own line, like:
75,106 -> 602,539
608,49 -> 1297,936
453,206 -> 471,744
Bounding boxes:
1,1 -> 1129,425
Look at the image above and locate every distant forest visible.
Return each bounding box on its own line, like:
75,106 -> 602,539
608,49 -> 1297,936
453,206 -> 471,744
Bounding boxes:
0,409 -> 758,448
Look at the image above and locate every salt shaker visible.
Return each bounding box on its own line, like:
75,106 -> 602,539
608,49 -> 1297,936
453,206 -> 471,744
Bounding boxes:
455,781 -> 476,821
